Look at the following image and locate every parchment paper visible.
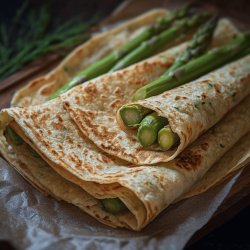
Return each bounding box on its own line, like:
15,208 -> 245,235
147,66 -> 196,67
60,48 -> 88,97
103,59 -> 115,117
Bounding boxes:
0,1 -> 249,249
0,158 -> 243,250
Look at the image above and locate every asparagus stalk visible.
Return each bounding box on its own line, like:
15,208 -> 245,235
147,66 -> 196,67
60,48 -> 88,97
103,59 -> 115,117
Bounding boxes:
164,16 -> 218,75
5,126 -> 24,145
49,5 -> 191,99
158,127 -> 179,150
101,198 -> 127,214
137,112 -> 168,147
132,32 -> 250,101
119,104 -> 152,127
110,13 -> 209,72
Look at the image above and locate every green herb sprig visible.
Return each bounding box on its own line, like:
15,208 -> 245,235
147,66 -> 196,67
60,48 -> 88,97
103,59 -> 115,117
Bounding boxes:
0,1 -> 102,81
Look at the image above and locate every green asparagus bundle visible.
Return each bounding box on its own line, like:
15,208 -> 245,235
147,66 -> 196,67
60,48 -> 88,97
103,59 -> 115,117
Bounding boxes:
49,5 -> 191,99
119,31 -> 250,149
132,32 -> 250,101
137,112 -> 169,147
136,114 -> 177,149
119,17 -> 218,128
109,13 -> 209,72
164,15 -> 218,75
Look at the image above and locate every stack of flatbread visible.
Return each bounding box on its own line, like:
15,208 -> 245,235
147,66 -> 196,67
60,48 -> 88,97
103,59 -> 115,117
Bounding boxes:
0,9 -> 249,230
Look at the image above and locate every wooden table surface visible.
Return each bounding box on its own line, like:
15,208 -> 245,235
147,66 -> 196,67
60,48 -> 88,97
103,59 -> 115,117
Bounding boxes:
0,0 -> 249,247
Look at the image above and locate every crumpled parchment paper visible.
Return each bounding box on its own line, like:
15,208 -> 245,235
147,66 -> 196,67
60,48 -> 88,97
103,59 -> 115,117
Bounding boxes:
0,157 -> 242,250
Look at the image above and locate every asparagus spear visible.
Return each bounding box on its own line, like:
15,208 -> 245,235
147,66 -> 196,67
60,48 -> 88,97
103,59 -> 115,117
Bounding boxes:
119,104 -> 152,127
49,5 -> 191,99
158,127 -> 179,150
164,16 -> 218,75
132,32 -> 250,101
137,112 -> 168,147
101,198 -> 127,214
5,126 -> 24,145
110,13 -> 209,72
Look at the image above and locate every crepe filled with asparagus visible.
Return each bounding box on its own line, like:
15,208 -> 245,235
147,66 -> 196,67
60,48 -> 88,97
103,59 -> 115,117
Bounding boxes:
12,6 -> 199,107
62,31 -> 250,164
1,7 -> 250,230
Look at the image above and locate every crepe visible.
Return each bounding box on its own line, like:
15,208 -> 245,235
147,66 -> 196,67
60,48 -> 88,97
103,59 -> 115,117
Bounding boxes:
183,132 -> 250,199
11,9 -> 168,107
62,49 -> 250,165
0,95 -> 249,230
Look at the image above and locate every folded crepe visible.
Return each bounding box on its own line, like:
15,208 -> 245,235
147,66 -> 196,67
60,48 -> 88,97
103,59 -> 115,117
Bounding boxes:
183,131 -> 250,199
0,95 -> 249,230
11,9 -> 168,107
62,51 -> 250,165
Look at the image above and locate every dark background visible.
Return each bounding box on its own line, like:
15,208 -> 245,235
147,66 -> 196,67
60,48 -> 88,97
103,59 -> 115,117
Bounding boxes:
0,0 -> 249,249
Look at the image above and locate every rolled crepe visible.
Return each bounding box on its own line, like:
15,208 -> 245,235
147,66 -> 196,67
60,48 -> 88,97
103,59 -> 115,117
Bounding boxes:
61,45 -> 250,165
118,54 -> 250,163
0,96 -> 249,230
11,9 -> 168,107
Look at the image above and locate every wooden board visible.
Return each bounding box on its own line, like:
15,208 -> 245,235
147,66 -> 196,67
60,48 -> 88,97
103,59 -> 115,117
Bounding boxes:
0,0 -> 249,247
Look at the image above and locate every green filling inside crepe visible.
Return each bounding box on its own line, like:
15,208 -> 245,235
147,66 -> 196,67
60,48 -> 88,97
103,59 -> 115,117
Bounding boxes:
5,126 -> 128,215
5,126 -> 40,158
101,198 -> 128,214
5,126 -> 24,145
